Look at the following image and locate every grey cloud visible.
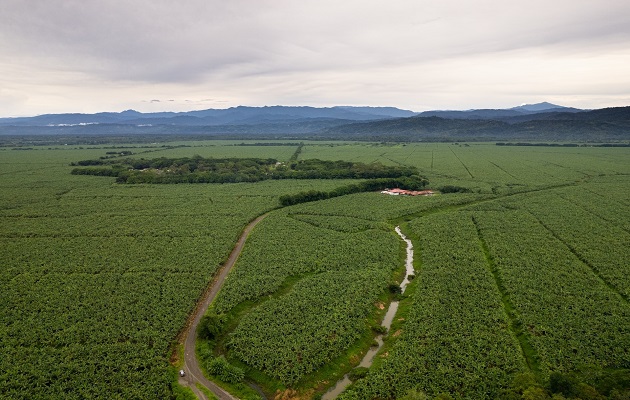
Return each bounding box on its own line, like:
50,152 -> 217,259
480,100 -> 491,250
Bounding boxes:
1,0 -> 273,81
1,0 -> 629,115
2,0 -> 628,83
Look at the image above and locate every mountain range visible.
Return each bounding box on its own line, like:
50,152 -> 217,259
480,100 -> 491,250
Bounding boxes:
415,102 -> 583,121
0,106 -> 416,127
1,103 -> 628,142
321,105 -> 630,141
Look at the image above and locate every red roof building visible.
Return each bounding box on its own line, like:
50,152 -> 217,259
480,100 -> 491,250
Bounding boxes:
381,189 -> 434,196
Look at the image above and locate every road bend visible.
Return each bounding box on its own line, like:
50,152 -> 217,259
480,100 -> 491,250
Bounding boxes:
178,213 -> 268,400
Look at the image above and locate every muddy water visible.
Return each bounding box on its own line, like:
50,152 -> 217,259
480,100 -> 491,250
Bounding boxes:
395,226 -> 415,293
322,226 -> 414,399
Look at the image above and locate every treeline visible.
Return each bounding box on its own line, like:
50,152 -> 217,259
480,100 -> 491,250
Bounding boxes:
71,155 -> 277,169
288,142 -> 303,162
279,176 -> 428,206
70,156 -> 420,184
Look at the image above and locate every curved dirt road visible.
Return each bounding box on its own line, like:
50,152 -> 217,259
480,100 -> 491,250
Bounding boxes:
178,213 -> 268,400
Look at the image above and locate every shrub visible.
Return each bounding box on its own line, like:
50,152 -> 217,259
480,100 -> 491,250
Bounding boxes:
388,283 -> 402,294
348,367 -> 369,381
371,324 -> 387,334
207,356 -> 244,384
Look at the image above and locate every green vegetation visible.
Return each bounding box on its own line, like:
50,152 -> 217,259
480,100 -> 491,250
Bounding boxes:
203,207 -> 402,389
278,176 -> 428,206
206,356 -> 245,384
328,143 -> 629,399
70,155 -> 420,183
338,213 -> 527,399
0,143 -> 350,399
1,141 -> 628,399
204,143 -> 628,399
228,269 -> 390,385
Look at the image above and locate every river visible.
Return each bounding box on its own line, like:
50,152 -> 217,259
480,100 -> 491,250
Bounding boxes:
322,226 -> 414,399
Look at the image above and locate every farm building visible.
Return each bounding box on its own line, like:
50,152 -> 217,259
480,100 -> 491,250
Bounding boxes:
380,188 -> 434,196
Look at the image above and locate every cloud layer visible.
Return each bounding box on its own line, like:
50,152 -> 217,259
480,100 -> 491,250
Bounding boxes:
1,0 -> 630,115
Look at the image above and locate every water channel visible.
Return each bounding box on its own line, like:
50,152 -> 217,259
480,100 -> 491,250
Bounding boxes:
322,226 -> 414,399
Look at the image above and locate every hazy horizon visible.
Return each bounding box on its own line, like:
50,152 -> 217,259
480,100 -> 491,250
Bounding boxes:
0,101 -> 601,120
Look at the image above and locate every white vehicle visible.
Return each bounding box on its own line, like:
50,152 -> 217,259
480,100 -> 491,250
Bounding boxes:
179,369 -> 186,377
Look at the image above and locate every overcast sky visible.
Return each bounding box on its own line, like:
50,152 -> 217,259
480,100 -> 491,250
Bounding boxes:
1,0 -> 630,116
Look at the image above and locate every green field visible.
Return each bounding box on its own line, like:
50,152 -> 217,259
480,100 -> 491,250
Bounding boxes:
1,141 -> 628,399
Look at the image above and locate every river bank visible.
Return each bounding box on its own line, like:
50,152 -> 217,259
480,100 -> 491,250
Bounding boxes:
322,226 -> 415,399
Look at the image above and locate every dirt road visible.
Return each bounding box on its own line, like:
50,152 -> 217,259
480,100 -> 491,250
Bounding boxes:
177,213 -> 268,400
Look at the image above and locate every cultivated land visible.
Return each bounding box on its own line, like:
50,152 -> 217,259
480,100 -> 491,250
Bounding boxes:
0,141 -> 628,399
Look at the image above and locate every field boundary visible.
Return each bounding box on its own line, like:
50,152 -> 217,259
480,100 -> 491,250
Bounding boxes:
472,215 -> 542,376
529,212 -> 629,305
448,146 -> 474,178
556,193 -> 630,235
393,181 -> 577,224
489,161 -> 519,180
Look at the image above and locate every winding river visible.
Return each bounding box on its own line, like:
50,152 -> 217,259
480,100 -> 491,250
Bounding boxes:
322,226 -> 414,399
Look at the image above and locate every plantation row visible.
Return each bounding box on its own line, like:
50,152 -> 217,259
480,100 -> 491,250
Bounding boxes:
553,181 -> 630,232
0,214 -> 252,239
339,213 -> 527,399
519,190 -> 630,299
472,207 -> 630,377
338,181 -> 629,399
288,213 -> 385,233
1,343 -> 173,399
1,271 -> 203,349
287,190 -> 488,221
214,210 -> 400,314
228,268 -> 390,385
0,237 -> 237,275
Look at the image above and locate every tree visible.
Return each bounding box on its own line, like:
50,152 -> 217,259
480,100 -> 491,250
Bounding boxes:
198,309 -> 226,341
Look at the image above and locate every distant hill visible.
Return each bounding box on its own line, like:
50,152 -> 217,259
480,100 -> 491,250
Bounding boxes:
1,104 -> 628,142
417,109 -> 527,120
320,106 -> 630,141
509,102 -> 582,113
416,102 -> 583,121
0,105 -> 416,127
